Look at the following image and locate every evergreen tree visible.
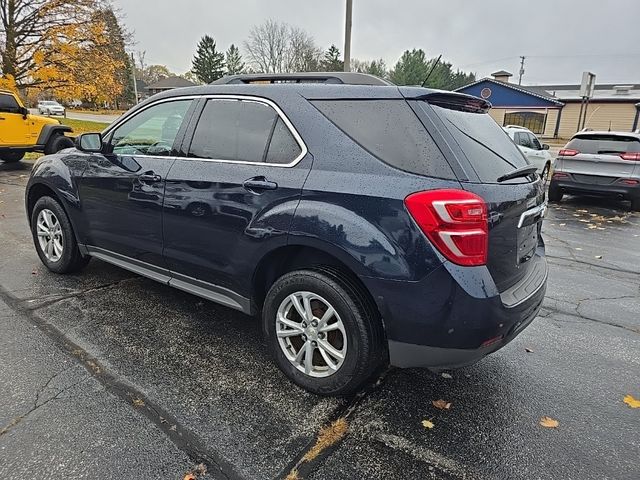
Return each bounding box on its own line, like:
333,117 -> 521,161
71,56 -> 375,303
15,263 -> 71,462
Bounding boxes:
96,8 -> 134,107
225,44 -> 245,75
192,35 -> 225,83
389,49 -> 475,89
320,44 -> 343,71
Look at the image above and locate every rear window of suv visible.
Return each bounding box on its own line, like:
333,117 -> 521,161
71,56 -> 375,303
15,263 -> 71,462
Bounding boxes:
565,135 -> 640,155
430,104 -> 529,183
311,99 -> 455,179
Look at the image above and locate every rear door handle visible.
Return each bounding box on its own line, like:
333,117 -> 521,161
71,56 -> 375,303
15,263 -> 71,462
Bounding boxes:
139,172 -> 162,183
243,176 -> 278,192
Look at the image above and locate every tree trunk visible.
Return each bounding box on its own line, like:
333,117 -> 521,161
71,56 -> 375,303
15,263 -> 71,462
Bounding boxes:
1,0 -> 18,77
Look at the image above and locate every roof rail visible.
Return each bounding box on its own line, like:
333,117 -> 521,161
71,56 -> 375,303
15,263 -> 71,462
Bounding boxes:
504,125 -> 529,130
212,72 -> 391,86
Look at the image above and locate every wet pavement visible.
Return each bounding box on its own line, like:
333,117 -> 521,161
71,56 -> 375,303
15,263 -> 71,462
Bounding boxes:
1,159 -> 639,480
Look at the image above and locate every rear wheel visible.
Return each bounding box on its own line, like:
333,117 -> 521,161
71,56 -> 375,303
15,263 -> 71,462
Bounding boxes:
631,198 -> 640,212
548,182 -> 563,202
0,151 -> 25,163
263,268 -> 385,396
44,134 -> 75,155
31,196 -> 90,273
541,163 -> 550,182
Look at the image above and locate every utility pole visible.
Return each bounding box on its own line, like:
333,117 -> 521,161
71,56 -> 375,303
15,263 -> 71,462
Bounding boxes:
130,52 -> 139,105
518,56 -> 526,85
343,0 -> 353,72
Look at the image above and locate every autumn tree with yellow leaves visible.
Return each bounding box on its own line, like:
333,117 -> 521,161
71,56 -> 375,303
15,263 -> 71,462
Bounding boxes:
1,0 -> 133,106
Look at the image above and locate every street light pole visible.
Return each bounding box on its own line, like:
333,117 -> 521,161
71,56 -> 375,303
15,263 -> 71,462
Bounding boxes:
343,0 -> 353,72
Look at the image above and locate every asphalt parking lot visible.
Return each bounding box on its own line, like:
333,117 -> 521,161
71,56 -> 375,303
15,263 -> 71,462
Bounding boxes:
1,159 -> 638,480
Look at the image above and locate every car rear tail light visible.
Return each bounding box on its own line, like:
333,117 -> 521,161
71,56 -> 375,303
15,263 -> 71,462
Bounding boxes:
619,179 -> 639,185
559,149 -> 579,157
620,152 -> 640,161
404,189 -> 488,266
480,335 -> 504,348
553,172 -> 569,179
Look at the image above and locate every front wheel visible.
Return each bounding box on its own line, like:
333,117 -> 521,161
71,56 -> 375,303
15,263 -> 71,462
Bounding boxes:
44,134 -> 75,155
31,196 -> 90,274
263,268 -> 385,396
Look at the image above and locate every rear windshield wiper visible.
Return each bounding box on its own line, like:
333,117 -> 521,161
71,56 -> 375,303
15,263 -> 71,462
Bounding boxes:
497,165 -> 539,183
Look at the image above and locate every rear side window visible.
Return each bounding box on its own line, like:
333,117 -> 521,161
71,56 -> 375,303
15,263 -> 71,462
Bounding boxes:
431,105 -> 528,183
0,93 -> 20,113
265,118 -> 302,164
189,99 -> 302,164
566,135 -> 640,155
311,99 -> 455,179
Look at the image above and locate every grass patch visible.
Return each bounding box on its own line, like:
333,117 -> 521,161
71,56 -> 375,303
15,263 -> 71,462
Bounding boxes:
60,118 -> 110,134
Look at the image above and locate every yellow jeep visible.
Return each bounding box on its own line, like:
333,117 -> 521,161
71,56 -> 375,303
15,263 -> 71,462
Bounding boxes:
0,89 -> 74,163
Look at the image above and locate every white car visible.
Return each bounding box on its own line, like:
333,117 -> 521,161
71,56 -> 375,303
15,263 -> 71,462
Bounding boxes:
37,100 -> 66,116
503,126 -> 553,179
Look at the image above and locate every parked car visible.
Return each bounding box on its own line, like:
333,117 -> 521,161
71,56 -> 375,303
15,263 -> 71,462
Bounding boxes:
37,100 -> 66,116
549,131 -> 640,211
0,90 -> 74,163
503,125 -> 553,179
25,73 -> 548,395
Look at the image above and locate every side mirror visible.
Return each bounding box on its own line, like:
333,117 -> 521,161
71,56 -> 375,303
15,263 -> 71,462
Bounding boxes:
76,132 -> 103,153
542,144 -> 550,150
19,106 -> 28,118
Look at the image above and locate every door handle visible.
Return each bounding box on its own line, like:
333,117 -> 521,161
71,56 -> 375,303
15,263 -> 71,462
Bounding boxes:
243,176 -> 278,192
139,172 -> 162,183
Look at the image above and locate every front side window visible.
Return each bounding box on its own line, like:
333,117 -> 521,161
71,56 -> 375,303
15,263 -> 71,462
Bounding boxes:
0,93 -> 20,113
110,100 -> 192,156
188,99 -> 301,164
530,133 -> 542,150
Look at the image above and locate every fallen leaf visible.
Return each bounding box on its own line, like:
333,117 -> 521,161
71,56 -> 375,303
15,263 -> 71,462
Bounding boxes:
595,255 -> 603,259
432,399 -> 452,410
577,209 -> 588,213
31,269 -> 37,275
559,223 -> 566,226
183,475 -> 196,480
623,395 -> 640,408
587,224 -> 597,229
421,419 -> 435,429
575,247 -> 583,251
525,347 -> 534,353
132,397 -> 145,407
441,372 -> 452,379
539,416 -> 559,428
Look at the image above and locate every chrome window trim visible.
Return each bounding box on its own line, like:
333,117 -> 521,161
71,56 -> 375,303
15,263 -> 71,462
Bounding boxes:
103,94 -> 308,168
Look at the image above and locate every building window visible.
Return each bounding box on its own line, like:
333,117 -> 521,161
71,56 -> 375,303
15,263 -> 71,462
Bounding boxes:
504,111 -> 547,134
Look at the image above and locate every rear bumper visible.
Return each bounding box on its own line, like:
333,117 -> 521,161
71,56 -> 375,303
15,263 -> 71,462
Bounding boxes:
362,249 -> 547,370
551,177 -> 640,200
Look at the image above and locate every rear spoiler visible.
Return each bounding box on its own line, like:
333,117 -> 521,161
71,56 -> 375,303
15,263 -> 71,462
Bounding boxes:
400,87 -> 491,114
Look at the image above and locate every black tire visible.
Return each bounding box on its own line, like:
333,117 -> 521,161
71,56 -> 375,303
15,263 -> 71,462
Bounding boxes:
44,134 -> 75,155
631,198 -> 640,212
0,151 -> 25,163
548,182 -> 563,202
31,196 -> 90,274
263,268 -> 385,396
541,163 -> 550,182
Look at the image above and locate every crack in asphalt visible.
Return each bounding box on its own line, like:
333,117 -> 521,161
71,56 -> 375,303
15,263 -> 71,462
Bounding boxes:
277,368 -> 393,480
0,366 -> 87,437
0,283 -> 245,480
539,304 -> 640,334
16,277 -> 137,311
546,254 -> 640,277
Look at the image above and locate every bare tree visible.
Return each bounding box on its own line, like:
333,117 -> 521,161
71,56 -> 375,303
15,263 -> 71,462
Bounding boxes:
0,0 -> 105,84
243,20 -> 321,73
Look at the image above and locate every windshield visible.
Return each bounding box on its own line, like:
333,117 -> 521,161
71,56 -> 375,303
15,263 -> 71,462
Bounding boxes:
431,104 -> 529,183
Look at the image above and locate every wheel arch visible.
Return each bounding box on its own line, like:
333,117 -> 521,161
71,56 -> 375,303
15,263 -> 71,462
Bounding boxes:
251,244 -> 380,319
35,124 -> 73,148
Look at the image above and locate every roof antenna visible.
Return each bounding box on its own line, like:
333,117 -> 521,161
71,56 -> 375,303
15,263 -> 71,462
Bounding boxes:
421,54 -> 442,88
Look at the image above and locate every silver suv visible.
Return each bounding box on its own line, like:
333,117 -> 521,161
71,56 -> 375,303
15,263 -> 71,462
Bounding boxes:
549,131 -> 640,210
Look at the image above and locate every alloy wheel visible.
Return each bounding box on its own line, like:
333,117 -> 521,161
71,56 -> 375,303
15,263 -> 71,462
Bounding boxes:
276,291 -> 347,378
36,209 -> 64,262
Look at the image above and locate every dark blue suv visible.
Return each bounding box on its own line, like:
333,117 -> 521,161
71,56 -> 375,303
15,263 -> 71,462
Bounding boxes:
26,73 -> 548,395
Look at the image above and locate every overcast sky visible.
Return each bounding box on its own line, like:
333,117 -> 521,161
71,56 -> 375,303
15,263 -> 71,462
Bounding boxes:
112,0 -> 640,85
